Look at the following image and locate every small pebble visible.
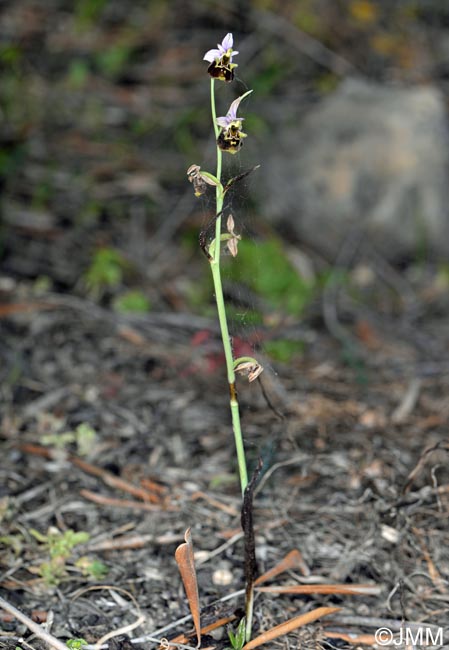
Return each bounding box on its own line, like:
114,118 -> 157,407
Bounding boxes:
212,567 -> 233,586
381,524 -> 400,544
193,550 -> 209,564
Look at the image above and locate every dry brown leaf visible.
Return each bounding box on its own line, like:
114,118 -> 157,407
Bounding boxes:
140,477 -> 168,495
117,325 -> 147,346
227,236 -> 239,257
354,318 -> 382,349
234,360 -> 263,382
19,445 -> 164,505
225,213 -> 241,257
175,529 -> 201,648
256,583 -> 381,596
0,302 -> 53,318
242,606 -> 340,650
254,549 -> 308,585
323,630 -> 377,645
164,615 -> 236,648
190,490 -> 238,516
80,489 -> 171,512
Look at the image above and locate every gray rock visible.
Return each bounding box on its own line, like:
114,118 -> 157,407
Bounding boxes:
259,79 -> 449,261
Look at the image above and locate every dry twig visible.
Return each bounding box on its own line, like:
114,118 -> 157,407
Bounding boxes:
0,595 -> 67,650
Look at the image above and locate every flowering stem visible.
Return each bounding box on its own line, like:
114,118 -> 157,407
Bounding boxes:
209,78 -> 248,494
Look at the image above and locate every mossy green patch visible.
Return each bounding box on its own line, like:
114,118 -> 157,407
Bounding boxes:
263,339 -> 305,362
84,247 -> 127,295
225,238 -> 314,316
114,289 -> 151,313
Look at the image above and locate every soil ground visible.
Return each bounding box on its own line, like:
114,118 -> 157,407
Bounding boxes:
2,259 -> 449,649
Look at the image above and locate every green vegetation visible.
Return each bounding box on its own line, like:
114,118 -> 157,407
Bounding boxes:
95,44 -> 133,79
29,527 -> 108,586
227,617 -> 247,650
225,238 -> 314,316
251,48 -> 291,96
0,534 -> 23,556
84,247 -> 128,296
75,0 -> 107,27
114,289 -> 151,313
41,422 -> 97,457
0,143 -> 26,182
32,180 -> 54,210
75,557 -> 108,580
30,528 -> 91,585
66,639 -> 87,650
0,44 -> 22,70
66,59 -> 90,89
182,233 -> 317,362
173,107 -> 207,156
263,339 -> 305,362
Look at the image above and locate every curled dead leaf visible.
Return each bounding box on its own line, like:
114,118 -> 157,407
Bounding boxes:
235,360 -> 264,383
255,583 -> 382,596
254,549 -> 309,585
175,528 -> 201,648
187,165 -> 219,197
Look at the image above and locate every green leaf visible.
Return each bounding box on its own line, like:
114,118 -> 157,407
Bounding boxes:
75,557 -> 108,579
87,559 -> 108,579
0,534 -> 23,555
66,639 -> 87,650
75,423 -> 97,456
235,618 -> 246,649
228,618 -> 246,650
39,560 -> 66,585
84,247 -> 127,295
41,432 -> 75,449
29,528 -> 48,543
48,530 -> 89,558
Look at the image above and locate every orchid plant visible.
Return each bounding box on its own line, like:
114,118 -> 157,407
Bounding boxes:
188,33 -> 262,497
177,37 -> 378,646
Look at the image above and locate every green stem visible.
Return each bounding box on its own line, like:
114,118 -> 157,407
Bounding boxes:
210,77 -> 220,140
209,78 -> 248,494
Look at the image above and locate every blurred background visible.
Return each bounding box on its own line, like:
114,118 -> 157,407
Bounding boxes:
1,0 -> 449,366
